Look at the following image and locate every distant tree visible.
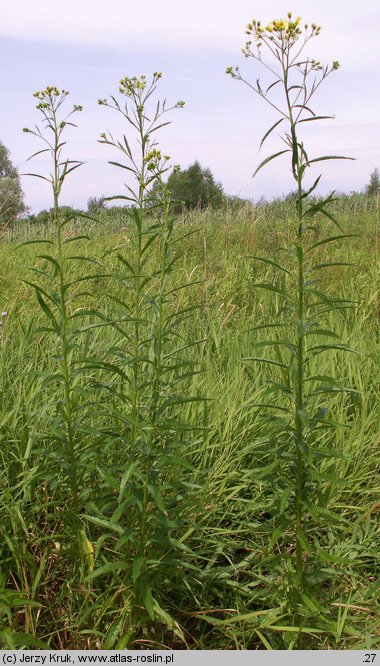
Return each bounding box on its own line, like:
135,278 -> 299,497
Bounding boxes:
225,194 -> 252,210
365,168 -> 380,196
87,195 -> 105,214
161,161 -> 224,212
0,141 -> 27,224
34,205 -> 80,224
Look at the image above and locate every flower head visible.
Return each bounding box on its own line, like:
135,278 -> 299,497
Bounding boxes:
119,75 -> 147,97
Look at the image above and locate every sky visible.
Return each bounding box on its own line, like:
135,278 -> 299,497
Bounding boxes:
0,0 -> 379,213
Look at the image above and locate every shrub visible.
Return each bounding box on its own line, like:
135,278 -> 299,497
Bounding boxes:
0,141 -> 27,225
87,195 -> 105,214
160,160 -> 224,212
365,167 -> 380,197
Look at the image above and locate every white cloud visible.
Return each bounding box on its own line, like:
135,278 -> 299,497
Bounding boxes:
0,0 -> 379,68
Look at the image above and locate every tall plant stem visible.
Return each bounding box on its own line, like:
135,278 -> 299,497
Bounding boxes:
24,87 -> 84,558
56,213 -> 80,537
139,190 -> 170,559
50,100 -> 80,539
295,188 -> 305,597
130,108 -> 146,465
228,13 -> 352,647
281,52 -> 306,597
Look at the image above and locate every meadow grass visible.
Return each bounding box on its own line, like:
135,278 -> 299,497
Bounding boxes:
0,205 -> 379,649
0,16 -> 378,648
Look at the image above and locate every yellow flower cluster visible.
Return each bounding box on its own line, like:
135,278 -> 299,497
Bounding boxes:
145,149 -> 162,162
144,149 -> 171,172
245,13 -> 321,43
30,87 -> 82,115
33,86 -> 69,99
119,75 -> 147,97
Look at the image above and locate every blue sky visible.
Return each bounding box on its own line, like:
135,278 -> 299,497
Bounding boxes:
0,0 -> 379,213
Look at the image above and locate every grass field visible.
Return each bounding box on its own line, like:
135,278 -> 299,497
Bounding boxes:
0,202 -> 379,649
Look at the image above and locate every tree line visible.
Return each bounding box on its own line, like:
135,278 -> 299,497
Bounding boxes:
0,138 -> 379,226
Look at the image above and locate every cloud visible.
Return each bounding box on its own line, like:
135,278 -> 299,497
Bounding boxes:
1,0 -> 379,68
3,0 -> 379,212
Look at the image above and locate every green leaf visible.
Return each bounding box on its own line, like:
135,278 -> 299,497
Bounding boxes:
37,254 -> 62,276
298,115 -> 334,124
301,175 -> 321,198
297,408 -> 310,429
307,343 -> 359,358
63,234 -> 91,244
108,160 -> 136,173
144,587 -> 155,620
23,172 -> 52,183
306,155 -> 354,167
35,290 -> 60,331
132,556 -> 144,582
217,608 -> 281,626
269,520 -> 290,549
313,262 -> 354,270
17,239 -> 55,248
305,328 -> 340,339
87,560 -> 129,579
0,629 -> 49,649
247,255 -> 290,274
306,234 -> 359,253
252,283 -> 291,299
245,322 -> 290,334
243,356 -> 288,368
279,487 -> 293,514
83,515 -> 124,535
267,625 -> 326,634
253,150 -> 290,178
266,79 -> 281,94
252,339 -> 296,355
67,255 -> 102,265
150,485 -> 168,513
259,119 -> 285,150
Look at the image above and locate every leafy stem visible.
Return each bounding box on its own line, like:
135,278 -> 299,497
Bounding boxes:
228,13 -> 353,638
23,87 -> 85,562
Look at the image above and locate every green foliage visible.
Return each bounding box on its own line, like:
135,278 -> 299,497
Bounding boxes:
0,25 -> 378,650
161,160 -> 224,212
0,142 -> 19,180
365,167 -> 380,197
28,205 -> 81,225
0,141 -> 27,225
0,205 -> 379,648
